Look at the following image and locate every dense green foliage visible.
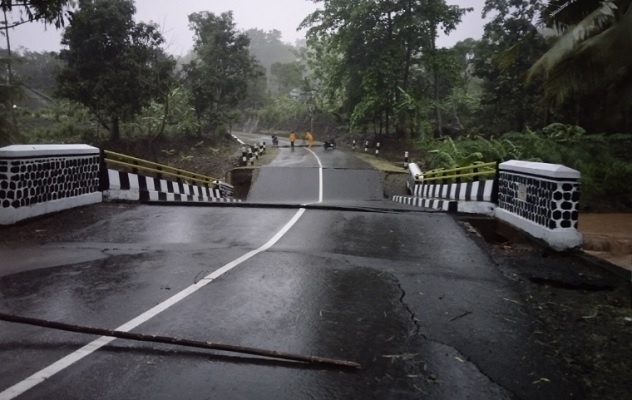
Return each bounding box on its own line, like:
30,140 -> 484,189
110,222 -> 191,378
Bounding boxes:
418,125 -> 632,210
0,0 -> 73,29
0,0 -> 73,146
56,0 -> 175,141
532,0 -> 632,109
245,28 -> 296,77
300,0 -> 471,138
183,11 -> 261,136
1,0 -> 631,210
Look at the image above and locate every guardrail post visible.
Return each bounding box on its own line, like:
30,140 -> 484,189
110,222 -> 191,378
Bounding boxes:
98,148 -> 109,191
403,151 -> 409,168
364,140 -> 368,152
241,147 -> 248,166
352,139 -> 356,152
131,159 -> 139,175
375,142 -> 380,157
154,164 -> 163,181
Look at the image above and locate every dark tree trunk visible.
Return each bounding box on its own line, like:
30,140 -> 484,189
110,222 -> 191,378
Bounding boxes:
434,67 -> 442,137
430,26 -> 442,138
397,0 -> 416,141
110,115 -> 120,142
195,110 -> 203,138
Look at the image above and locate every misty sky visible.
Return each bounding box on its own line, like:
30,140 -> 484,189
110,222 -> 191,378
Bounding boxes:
6,0 -> 488,55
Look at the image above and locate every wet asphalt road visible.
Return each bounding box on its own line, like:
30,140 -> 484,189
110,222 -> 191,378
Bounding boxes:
0,134 -> 579,399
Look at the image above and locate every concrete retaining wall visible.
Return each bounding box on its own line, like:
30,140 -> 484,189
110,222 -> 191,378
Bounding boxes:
0,144 -> 102,225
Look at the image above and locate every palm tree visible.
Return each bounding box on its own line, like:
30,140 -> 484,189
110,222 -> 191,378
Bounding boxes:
528,0 -> 632,109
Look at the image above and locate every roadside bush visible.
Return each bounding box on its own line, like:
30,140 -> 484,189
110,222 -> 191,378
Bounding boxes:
602,159 -> 632,197
418,124 -> 632,211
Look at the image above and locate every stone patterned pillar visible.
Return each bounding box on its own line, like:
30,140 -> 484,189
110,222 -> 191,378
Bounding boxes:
495,160 -> 582,251
0,144 -> 102,225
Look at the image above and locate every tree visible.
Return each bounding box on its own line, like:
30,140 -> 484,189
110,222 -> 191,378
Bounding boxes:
419,0 -> 472,137
270,61 -> 304,94
300,0 -> 470,138
0,0 -> 73,29
245,29 -> 296,76
432,41 -> 482,135
528,0 -> 632,131
14,50 -> 61,95
56,0 -> 174,141
0,0 -> 73,145
183,11 -> 261,136
301,0 -> 404,134
472,0 -> 549,134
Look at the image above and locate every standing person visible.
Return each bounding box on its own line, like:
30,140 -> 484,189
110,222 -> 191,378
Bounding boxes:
305,131 -> 314,148
289,131 -> 296,148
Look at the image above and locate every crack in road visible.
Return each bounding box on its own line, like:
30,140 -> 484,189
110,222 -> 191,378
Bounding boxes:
396,281 -> 421,336
395,278 -> 516,399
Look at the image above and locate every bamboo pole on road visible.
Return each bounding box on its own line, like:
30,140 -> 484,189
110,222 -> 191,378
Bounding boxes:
0,312 -> 361,370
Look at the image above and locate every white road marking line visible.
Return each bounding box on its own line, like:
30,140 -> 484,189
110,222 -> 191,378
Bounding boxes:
0,208 -> 307,400
305,147 -> 323,204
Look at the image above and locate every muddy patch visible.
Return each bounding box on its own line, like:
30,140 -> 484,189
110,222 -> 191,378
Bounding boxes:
579,214 -> 632,271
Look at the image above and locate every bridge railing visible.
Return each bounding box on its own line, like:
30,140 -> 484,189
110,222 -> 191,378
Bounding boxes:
103,150 -> 220,188
416,161 -> 498,183
396,159 -> 582,251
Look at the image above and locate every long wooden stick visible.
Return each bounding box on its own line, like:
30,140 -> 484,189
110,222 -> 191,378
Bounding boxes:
0,312 -> 361,370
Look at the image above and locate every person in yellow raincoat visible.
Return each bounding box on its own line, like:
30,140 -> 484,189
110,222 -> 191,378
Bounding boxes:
289,131 -> 296,148
305,131 -> 314,148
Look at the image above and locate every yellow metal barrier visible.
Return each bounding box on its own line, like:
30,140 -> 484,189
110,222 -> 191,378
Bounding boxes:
417,161 -> 497,183
103,150 -> 220,188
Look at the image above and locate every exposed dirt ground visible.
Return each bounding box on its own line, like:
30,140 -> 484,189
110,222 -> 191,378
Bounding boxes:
2,134 -> 631,399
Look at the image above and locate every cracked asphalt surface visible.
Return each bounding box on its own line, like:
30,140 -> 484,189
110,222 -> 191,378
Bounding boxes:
0,132 -> 631,399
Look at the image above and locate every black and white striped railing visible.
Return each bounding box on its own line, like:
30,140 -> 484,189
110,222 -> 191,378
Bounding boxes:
105,169 -> 239,203
413,179 -> 495,202
394,162 -> 497,214
391,197 -> 455,212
